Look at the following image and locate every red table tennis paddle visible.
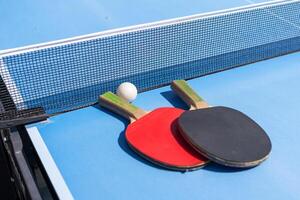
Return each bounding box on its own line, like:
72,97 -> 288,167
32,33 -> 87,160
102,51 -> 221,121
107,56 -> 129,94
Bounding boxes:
99,92 -> 208,171
171,80 -> 271,168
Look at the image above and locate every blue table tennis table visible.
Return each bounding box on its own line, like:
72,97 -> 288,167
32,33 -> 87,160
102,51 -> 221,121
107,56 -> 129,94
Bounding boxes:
1,0 -> 300,199
26,52 -> 300,200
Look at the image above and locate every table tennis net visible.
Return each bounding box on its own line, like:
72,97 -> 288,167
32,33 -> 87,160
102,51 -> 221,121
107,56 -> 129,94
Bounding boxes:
0,0 -> 299,119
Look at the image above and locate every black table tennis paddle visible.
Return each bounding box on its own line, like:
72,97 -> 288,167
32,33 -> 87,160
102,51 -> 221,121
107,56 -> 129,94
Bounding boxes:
171,80 -> 271,168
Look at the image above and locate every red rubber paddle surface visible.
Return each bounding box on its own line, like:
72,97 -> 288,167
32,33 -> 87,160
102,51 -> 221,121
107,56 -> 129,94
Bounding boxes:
125,108 -> 207,169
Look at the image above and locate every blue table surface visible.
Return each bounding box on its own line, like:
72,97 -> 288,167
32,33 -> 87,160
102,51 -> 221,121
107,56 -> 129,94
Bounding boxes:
28,51 -> 300,200
0,0 -> 272,50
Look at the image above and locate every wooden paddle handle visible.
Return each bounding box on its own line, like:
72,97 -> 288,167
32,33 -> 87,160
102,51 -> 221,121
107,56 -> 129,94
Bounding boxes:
99,92 -> 147,121
171,80 -> 209,109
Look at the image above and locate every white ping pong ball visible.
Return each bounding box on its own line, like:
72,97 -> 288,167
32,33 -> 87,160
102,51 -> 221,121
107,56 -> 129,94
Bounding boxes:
116,82 -> 137,102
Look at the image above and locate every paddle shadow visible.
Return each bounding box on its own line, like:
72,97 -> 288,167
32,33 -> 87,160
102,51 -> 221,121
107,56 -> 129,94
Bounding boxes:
203,163 -> 252,173
160,91 -> 189,110
93,104 -> 166,171
117,130 -> 169,170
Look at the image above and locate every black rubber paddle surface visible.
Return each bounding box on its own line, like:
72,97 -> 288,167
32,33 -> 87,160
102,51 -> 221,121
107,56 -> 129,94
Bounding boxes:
178,106 -> 272,168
